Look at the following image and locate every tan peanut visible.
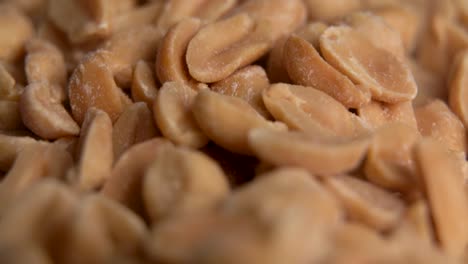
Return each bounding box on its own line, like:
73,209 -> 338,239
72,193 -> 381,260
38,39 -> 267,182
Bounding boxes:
20,82 -> 79,139
53,136 -> 78,159
156,18 -> 201,89
102,138 -> 172,213
284,36 -> 371,108
72,108 -> 113,191
0,100 -> 22,130
111,1 -> 163,34
69,51 -> 125,124
113,102 -> 158,161
131,60 -> 158,107
0,133 -> 38,171
410,60 -> 446,107
364,123 -> 419,192
186,13 -> 271,83
392,200 -> 434,245
303,0 -> 361,21
25,38 -> 66,88
323,174 -> 405,231
143,145 -> 229,222
320,25 -> 418,103
211,65 -> 270,118
192,89 -> 285,155
263,83 -> 368,138
415,99 -> 466,153
357,100 -> 417,130
0,5 -> 33,62
61,195 -> 146,264
153,81 -> 208,149
414,139 -> 468,257
248,128 -> 371,176
448,50 -> 468,127
0,63 -> 19,101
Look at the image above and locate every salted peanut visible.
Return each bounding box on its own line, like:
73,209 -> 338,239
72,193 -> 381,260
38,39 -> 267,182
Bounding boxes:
156,18 -> 202,90
373,4 -> 423,53
0,180 -> 77,249
102,26 -> 164,88
186,13 -> 271,83
153,81 -> 208,149
102,138 -> 172,212
320,25 -> 418,103
392,200 -> 434,245
364,123 -> 419,191
192,89 -> 284,155
0,63 -> 19,101
113,102 -> 158,161
303,0 -> 360,21
448,50 -> 468,127
143,145 -> 229,222
25,38 -> 66,89
69,52 -> 124,124
211,65 -> 270,118
414,139 -> 468,257
111,1 -> 163,34
0,133 -> 38,171
47,0 -> 135,44
249,128 -> 371,176
53,136 -> 78,158
0,144 -> 72,205
229,0 -> 306,42
415,99 -> 466,153
72,108 -> 113,191
324,174 -> 405,231
0,100 -> 22,130
410,60 -> 446,107
62,195 -> 146,264
131,60 -> 158,106
284,36 -> 371,109
20,82 -> 79,140
358,100 -> 417,130
263,83 -> 368,138
0,5 -> 33,62
296,22 -> 328,48
344,11 -> 405,59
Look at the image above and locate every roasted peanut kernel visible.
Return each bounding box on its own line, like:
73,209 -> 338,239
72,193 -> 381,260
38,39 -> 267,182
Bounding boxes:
153,81 -> 208,149
0,5 -> 34,62
194,0 -> 237,22
358,100 -> 417,130
211,65 -> 270,118
448,50 -> 468,127
102,138 -> 172,212
111,1 -> 163,34
392,200 -> 434,245
0,180 -> 77,248
0,133 -> 38,171
73,108 -> 113,191
62,195 -> 146,264
0,63 -> 19,101
143,145 -> 229,222
131,60 -> 158,107
263,83 -> 368,138
410,60 -> 446,107
344,11 -> 406,58
186,13 -> 270,83
414,139 -> 468,257
113,102 -> 158,161
248,128 -> 371,176
219,168 -> 342,263
69,51 -> 124,124
320,25 -> 418,103
0,144 -> 72,203
284,36 -> 371,109
364,123 -> 419,191
25,38 -> 66,88
102,26 -> 163,88
155,0 -> 207,34
303,0 -> 361,21
0,100 -> 22,130
53,136 -> 78,159
324,174 -> 405,231
415,99 -> 466,153
20,82 -> 79,140
296,22 -> 328,49
156,18 -> 201,89
192,89 -> 284,155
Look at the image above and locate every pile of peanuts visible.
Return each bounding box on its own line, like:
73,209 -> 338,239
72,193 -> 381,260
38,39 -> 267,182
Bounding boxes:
0,0 -> 467,263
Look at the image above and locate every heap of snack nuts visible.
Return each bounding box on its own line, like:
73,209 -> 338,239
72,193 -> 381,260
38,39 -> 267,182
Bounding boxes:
0,0 -> 467,263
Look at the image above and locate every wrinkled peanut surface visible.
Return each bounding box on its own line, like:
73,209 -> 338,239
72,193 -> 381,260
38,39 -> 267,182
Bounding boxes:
0,1 -> 467,263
